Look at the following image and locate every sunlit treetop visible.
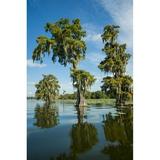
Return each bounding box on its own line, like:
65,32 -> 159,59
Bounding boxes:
99,25 -> 131,77
32,18 -> 86,68
101,25 -> 120,43
71,69 -> 96,95
35,74 -> 60,103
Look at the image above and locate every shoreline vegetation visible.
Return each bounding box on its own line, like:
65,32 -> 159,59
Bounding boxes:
27,97 -> 115,105
57,99 -> 116,105
27,97 -> 132,106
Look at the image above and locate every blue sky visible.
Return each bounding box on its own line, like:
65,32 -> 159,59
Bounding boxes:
27,0 -> 133,96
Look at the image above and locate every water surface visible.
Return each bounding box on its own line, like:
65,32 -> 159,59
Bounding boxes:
27,99 -> 133,160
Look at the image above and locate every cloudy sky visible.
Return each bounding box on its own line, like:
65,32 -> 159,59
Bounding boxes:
27,0 -> 133,96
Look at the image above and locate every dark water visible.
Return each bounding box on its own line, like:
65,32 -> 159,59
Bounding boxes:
27,99 -> 133,160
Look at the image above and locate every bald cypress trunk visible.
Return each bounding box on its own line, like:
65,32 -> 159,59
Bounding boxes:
77,106 -> 84,124
76,88 -> 86,107
116,83 -> 123,107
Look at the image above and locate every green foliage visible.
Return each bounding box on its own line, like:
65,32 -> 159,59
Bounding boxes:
99,25 -> 131,76
89,90 -> 108,99
71,69 -> 96,95
59,92 -> 77,99
32,36 -> 55,63
56,99 -> 115,105
99,25 -> 133,105
32,18 -> 86,68
101,75 -> 133,103
35,74 -> 60,103
101,25 -> 119,43
59,91 -> 108,100
86,99 -> 115,105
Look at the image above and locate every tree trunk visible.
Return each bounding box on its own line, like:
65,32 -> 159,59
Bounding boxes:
76,89 -> 86,107
77,106 -> 84,124
116,83 -> 122,107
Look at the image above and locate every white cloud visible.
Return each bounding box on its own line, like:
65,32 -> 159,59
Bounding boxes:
27,59 -> 47,68
85,33 -> 101,42
97,0 -> 133,50
87,52 -> 105,65
83,23 -> 103,47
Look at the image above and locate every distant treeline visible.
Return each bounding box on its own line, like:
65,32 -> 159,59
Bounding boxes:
59,91 -> 111,100
27,90 -> 113,100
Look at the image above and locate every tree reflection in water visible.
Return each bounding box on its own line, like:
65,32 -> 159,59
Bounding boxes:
102,107 -> 133,160
70,106 -> 98,154
34,103 -> 59,128
51,106 -> 98,160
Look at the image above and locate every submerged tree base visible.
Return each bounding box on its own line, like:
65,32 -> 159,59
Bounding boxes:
76,94 -> 87,107
76,101 -> 87,107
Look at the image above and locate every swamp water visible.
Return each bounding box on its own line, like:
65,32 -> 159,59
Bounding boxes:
27,99 -> 133,160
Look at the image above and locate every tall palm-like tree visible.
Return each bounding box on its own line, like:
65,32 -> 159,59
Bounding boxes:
35,74 -> 60,104
71,69 -> 96,106
99,25 -> 133,106
32,18 -> 95,106
32,18 -> 86,68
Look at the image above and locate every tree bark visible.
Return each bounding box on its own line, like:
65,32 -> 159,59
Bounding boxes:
116,83 -> 123,107
76,106 -> 84,124
76,88 -> 86,107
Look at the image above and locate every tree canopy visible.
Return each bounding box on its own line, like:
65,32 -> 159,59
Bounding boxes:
101,75 -> 133,103
71,69 -> 96,95
32,18 -> 86,69
99,25 -> 131,77
35,74 -> 60,103
99,25 -> 133,106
